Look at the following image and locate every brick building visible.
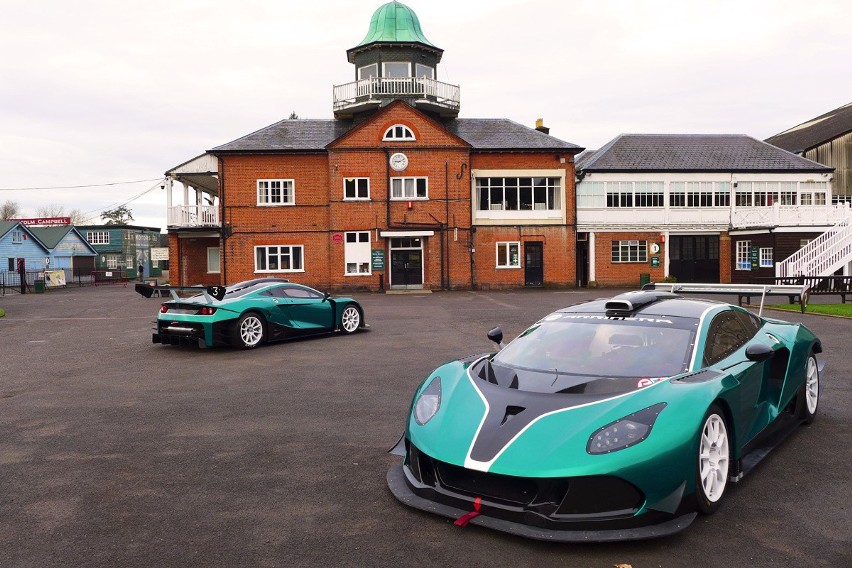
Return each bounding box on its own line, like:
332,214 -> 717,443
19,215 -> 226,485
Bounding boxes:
164,1 -> 583,290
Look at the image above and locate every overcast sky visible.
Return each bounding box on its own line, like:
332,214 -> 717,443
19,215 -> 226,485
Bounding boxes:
1,0 -> 850,230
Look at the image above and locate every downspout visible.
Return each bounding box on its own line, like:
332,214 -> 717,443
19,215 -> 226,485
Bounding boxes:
219,160 -> 227,284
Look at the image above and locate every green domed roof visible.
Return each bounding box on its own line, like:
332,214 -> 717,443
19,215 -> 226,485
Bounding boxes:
356,1 -> 436,48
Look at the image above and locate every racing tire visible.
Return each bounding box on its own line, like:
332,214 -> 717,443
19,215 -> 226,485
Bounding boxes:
695,404 -> 730,515
796,353 -> 819,424
339,305 -> 361,334
234,312 -> 265,349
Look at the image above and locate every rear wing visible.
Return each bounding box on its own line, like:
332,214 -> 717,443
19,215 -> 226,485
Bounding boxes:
642,282 -> 810,316
135,283 -> 226,302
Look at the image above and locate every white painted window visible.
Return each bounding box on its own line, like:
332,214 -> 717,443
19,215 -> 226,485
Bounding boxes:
576,181 -> 605,208
207,247 -> 220,273
358,64 -> 377,80
11,229 -> 23,243
670,182 -> 726,207
634,182 -> 665,207
344,178 -> 370,200
800,182 -> 827,205
496,242 -> 521,268
87,231 -> 110,245
344,232 -> 371,275
391,177 -> 428,199
415,64 -> 434,78
255,245 -> 304,272
383,124 -> 415,141
476,177 -> 561,211
759,247 -> 773,268
606,182 -> 634,207
736,240 -> 751,270
611,240 -> 647,263
257,179 -> 295,206
383,62 -> 410,77
106,255 -> 119,269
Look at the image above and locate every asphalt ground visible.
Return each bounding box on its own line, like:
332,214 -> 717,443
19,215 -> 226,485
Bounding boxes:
0,284 -> 849,568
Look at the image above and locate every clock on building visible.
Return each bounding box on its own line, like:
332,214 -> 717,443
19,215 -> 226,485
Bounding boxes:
389,152 -> 409,172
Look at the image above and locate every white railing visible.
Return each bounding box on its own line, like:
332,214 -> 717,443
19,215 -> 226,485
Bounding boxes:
333,77 -> 460,111
167,205 -> 219,228
777,218 -> 852,277
732,203 -> 852,228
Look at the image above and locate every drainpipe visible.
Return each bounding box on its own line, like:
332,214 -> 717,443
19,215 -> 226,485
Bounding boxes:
219,159 -> 227,285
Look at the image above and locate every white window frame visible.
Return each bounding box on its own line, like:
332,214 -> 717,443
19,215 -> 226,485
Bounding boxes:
207,247 -> 220,274
87,231 -> 110,245
382,61 -> 410,77
344,178 -> 370,200
736,240 -> 751,271
611,240 -> 648,263
254,245 -> 304,273
496,242 -> 521,268
105,255 -> 119,270
358,63 -> 377,80
11,229 -> 24,243
344,231 -> 372,276
257,179 -> 295,206
415,63 -> 434,79
383,124 -> 415,141
759,247 -> 773,268
391,177 -> 428,200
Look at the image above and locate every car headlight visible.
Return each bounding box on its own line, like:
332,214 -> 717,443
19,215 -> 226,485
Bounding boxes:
587,403 -> 667,455
413,376 -> 442,426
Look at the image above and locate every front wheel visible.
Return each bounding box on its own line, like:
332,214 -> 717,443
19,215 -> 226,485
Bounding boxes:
339,305 -> 361,334
796,354 -> 819,424
695,404 -> 730,515
234,312 -> 265,349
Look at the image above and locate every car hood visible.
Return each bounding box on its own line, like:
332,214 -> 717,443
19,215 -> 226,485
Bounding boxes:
407,357 -> 714,479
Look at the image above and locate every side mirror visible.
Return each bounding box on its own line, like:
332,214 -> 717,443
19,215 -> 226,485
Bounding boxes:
487,327 -> 505,349
745,342 -> 774,362
323,292 -> 330,302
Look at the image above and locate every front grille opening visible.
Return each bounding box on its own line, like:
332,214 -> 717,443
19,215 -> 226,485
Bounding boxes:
555,476 -> 642,515
436,461 -> 538,505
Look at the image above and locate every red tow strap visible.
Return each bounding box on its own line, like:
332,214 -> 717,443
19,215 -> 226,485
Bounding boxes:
454,497 -> 482,527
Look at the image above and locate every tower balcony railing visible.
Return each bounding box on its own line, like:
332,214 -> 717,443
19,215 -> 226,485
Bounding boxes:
167,205 -> 219,228
333,76 -> 460,112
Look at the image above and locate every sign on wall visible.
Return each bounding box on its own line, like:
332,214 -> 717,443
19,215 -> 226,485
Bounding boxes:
151,247 -> 169,261
371,249 -> 385,271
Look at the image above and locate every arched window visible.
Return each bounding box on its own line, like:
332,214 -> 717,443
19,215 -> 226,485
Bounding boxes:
383,124 -> 415,141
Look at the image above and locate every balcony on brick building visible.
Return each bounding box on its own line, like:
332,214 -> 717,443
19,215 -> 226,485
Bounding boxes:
165,153 -> 220,230
332,76 -> 460,119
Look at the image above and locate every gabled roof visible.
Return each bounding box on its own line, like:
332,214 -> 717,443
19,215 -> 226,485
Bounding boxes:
210,113 -> 582,154
0,220 -> 16,240
27,225 -> 73,249
577,134 -> 832,173
765,102 -> 852,154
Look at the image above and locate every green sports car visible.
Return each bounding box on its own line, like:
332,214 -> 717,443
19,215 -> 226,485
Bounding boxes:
136,278 -> 366,348
387,287 -> 822,541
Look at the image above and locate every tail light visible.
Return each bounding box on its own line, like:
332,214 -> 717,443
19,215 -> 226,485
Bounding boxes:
199,306 -> 217,315
160,304 -> 169,313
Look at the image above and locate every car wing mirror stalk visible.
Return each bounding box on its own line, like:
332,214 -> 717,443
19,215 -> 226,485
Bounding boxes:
487,327 -> 505,350
745,342 -> 775,362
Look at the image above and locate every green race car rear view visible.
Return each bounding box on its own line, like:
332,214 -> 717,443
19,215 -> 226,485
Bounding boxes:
387,285 -> 822,541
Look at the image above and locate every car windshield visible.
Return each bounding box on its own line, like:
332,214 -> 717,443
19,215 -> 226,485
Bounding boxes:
485,314 -> 697,394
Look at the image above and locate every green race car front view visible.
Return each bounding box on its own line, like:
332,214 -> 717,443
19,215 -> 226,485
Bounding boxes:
387,289 -> 823,541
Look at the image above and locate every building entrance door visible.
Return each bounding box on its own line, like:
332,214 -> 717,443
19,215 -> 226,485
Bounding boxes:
390,238 -> 423,289
524,241 -> 543,287
669,235 -> 720,283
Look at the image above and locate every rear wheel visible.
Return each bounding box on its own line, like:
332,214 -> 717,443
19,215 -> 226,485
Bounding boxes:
234,312 -> 265,349
340,305 -> 361,334
797,354 -> 819,424
695,404 -> 730,515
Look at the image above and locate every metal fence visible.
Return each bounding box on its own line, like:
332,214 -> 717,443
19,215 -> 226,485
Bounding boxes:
0,269 -> 95,295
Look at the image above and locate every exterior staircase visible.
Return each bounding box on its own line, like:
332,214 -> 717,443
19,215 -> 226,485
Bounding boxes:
776,217 -> 852,277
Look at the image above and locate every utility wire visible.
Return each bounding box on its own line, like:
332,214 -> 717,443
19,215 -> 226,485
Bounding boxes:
0,178 -> 162,191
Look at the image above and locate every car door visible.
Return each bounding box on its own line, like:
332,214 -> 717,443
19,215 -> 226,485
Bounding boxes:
702,309 -> 767,445
280,285 -> 333,331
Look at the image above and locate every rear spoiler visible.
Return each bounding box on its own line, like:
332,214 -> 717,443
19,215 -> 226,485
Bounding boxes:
642,282 -> 810,316
135,283 -> 226,302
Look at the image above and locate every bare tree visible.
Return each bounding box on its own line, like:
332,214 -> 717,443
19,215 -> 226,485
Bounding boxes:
36,203 -> 68,218
0,200 -> 21,220
68,208 -> 89,225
